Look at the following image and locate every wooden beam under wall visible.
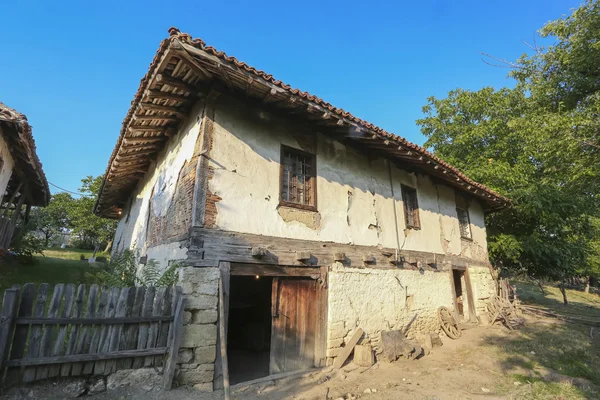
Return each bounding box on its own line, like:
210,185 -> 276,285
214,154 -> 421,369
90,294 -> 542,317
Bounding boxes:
230,263 -> 321,278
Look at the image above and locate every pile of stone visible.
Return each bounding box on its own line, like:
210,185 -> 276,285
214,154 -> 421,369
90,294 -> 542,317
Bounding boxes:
376,330 -> 442,362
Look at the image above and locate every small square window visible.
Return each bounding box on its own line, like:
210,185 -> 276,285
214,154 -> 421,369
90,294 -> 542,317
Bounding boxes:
280,145 -> 317,210
401,185 -> 420,229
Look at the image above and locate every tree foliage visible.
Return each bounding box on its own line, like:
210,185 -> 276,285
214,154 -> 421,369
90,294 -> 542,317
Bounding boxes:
417,0 -> 600,282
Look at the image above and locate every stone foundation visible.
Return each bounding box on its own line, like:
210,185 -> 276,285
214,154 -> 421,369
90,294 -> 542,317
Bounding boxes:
176,267 -> 219,391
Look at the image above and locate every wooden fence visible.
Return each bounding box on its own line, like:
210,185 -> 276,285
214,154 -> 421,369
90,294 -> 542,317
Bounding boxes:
0,217 -> 15,251
0,283 -> 184,390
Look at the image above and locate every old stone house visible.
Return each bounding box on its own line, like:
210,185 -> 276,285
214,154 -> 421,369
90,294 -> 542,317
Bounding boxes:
0,103 -> 49,251
95,28 -> 509,390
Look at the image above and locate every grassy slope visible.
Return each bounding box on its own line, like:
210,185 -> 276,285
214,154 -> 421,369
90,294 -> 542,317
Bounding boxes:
0,248 -> 101,293
490,281 -> 600,399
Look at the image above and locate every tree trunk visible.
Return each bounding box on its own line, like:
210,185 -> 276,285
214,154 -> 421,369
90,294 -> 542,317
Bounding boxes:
44,234 -> 50,247
536,279 -> 545,294
559,281 -> 569,305
104,239 -> 113,253
585,276 -> 592,294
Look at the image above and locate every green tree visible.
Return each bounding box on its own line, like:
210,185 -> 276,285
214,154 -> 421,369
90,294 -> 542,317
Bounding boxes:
417,0 -> 600,303
69,176 -> 117,250
27,192 -> 73,246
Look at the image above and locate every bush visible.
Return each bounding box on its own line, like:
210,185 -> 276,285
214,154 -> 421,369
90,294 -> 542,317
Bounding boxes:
85,250 -> 180,287
11,234 -> 45,264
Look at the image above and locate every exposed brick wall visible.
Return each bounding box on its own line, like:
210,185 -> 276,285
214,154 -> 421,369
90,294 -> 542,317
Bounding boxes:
203,166 -> 221,228
165,160 -> 197,240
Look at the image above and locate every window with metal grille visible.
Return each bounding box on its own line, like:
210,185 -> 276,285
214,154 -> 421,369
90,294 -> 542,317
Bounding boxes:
280,146 -> 317,210
456,194 -> 472,239
401,185 -> 420,229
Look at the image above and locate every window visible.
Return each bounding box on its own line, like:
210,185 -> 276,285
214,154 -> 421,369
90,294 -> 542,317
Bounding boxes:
280,145 -> 317,210
401,185 -> 420,229
456,194 -> 472,239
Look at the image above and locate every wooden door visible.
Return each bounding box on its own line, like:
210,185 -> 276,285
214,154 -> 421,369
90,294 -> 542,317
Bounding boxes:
270,278 -> 317,374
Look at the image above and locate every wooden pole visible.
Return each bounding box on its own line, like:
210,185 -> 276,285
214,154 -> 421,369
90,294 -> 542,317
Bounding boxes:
218,263 -> 231,400
163,294 -> 185,389
1,182 -> 22,218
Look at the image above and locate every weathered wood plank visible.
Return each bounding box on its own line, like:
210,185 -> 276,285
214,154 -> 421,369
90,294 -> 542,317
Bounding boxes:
155,286 -> 173,366
162,291 -> 184,389
314,266 -> 328,367
0,288 -> 19,372
4,348 -> 168,367
106,288 -> 130,374
49,283 -> 75,378
35,284 -> 64,381
230,264 -> 320,278
219,264 -> 231,399
61,284 -> 85,376
15,315 -> 174,325
10,284 -> 35,361
333,328 -> 364,369
75,284 -> 98,376
132,286 -> 155,369
117,287 -> 137,370
93,287 -> 119,375
145,287 -> 165,367
22,284 -> 49,382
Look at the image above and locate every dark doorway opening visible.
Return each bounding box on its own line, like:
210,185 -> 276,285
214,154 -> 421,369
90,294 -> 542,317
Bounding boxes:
227,275 -> 273,385
452,269 -> 465,318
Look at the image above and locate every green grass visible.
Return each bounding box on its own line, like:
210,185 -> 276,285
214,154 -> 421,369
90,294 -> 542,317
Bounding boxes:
0,248 -> 103,293
487,281 -> 600,399
42,247 -> 110,261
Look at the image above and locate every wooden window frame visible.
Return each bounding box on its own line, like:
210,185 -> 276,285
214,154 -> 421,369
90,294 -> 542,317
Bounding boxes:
455,194 -> 472,240
401,184 -> 420,230
279,145 -> 318,211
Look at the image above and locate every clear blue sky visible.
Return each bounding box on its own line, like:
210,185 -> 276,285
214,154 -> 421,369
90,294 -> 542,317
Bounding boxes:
1,0 -> 581,195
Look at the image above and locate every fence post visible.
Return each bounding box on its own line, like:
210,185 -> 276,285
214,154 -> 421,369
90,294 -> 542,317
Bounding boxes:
0,289 -> 20,368
162,294 -> 184,390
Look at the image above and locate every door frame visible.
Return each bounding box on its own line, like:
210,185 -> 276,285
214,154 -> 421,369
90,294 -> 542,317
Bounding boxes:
448,265 -> 477,323
216,262 -> 328,388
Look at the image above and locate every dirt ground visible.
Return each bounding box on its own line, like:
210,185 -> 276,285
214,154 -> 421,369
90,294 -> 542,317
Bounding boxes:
4,314 -> 597,400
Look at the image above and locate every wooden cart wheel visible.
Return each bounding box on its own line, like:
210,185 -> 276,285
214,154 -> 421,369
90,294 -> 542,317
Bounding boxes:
437,306 -> 462,339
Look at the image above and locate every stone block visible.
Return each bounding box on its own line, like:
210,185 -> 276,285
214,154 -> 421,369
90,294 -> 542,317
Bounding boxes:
327,338 -> 344,349
354,344 -> 374,367
183,311 -> 192,325
193,383 -> 213,392
326,347 -> 342,358
194,345 -> 216,364
181,324 -> 217,348
180,363 -> 199,369
193,309 -> 218,324
186,295 -> 218,311
178,348 -> 194,364
179,267 -> 219,285
179,364 -> 215,385
197,282 -> 219,296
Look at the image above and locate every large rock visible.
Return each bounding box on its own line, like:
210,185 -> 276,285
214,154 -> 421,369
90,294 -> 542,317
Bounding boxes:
194,345 -> 216,364
379,330 -> 422,362
181,324 -> 217,348
62,379 -> 87,398
186,295 -> 218,311
354,344 -> 374,367
107,368 -> 162,391
88,377 -> 107,395
193,309 -> 218,324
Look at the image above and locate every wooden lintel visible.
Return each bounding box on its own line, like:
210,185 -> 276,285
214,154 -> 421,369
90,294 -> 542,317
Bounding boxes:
145,89 -> 190,103
156,73 -> 193,92
230,263 -> 320,279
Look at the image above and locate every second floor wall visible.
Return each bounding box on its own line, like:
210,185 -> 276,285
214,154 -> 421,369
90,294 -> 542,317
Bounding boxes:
206,94 -> 489,262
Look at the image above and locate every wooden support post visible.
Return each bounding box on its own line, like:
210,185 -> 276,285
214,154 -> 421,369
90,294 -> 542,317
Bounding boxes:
163,294 -> 185,389
2,182 -> 22,218
218,262 -> 230,399
0,288 -> 19,369
10,186 -> 26,225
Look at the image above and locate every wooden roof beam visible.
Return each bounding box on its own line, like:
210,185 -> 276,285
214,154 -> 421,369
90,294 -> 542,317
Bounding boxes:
139,103 -> 186,117
123,136 -> 167,145
155,73 -> 194,92
132,115 -> 178,123
216,64 -> 234,89
171,43 -> 213,79
145,90 -> 190,103
128,125 -> 166,134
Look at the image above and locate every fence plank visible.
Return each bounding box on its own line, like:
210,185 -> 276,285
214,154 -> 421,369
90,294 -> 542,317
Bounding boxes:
163,288 -> 184,389
0,288 -> 19,372
4,347 -> 168,367
36,284 -> 64,381
145,287 -> 165,367
8,283 -> 35,387
94,287 -> 119,375
106,287 -> 129,374
155,286 -> 173,366
83,286 -> 107,375
22,284 -> 49,383
49,283 -> 75,378
117,287 -> 137,370
133,287 -> 155,369
61,284 -> 85,377
73,284 -> 98,376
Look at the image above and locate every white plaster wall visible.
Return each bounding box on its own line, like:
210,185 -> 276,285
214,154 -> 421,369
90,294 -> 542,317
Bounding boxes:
207,95 -> 489,261
112,101 -> 206,271
326,263 -> 455,352
0,134 -> 15,203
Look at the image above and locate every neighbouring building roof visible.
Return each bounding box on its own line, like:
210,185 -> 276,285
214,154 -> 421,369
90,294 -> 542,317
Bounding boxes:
95,27 -> 510,218
0,102 -> 50,207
